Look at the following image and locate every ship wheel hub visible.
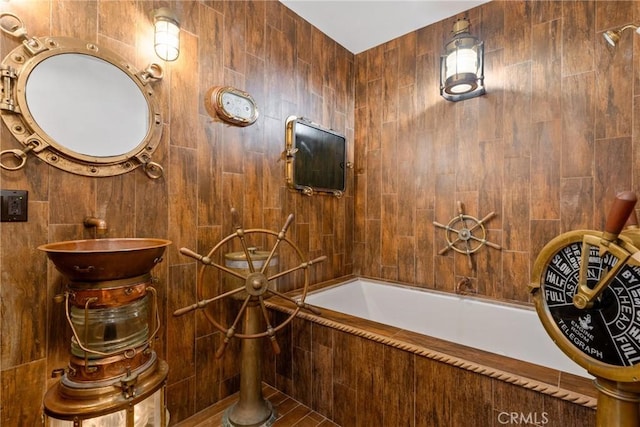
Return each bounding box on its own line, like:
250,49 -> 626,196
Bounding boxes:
433,201 -> 501,269
458,228 -> 471,240
246,272 -> 269,296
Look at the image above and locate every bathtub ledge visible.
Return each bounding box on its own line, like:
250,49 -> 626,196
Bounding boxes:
266,294 -> 598,410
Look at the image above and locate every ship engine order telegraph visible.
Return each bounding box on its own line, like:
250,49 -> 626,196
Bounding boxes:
531,191 -> 640,427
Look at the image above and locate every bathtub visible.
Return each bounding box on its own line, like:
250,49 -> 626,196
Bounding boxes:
266,278 -> 597,423
302,277 -> 589,379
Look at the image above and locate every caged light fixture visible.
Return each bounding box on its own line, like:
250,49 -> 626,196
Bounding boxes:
603,24 -> 640,47
153,7 -> 180,62
440,18 -> 485,102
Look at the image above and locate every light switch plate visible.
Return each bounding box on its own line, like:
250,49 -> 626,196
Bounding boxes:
1,190 -> 28,222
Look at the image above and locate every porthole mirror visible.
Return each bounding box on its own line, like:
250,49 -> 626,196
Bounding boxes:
0,13 -> 165,178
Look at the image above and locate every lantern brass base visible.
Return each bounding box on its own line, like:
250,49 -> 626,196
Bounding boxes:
43,355 -> 168,420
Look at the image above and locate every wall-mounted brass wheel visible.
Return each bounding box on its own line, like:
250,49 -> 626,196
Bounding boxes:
433,201 -> 501,268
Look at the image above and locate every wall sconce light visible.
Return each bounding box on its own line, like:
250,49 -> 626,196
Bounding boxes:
603,24 -> 640,47
153,7 -> 180,62
440,18 -> 485,102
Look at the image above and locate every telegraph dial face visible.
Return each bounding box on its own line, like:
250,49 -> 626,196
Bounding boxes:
533,231 -> 640,380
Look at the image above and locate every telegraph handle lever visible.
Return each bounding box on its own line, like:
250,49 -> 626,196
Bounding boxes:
573,191 -> 639,309
625,201 -> 640,264
602,191 -> 637,245
626,208 -> 639,229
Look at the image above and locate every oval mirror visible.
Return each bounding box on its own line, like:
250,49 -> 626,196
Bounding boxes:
0,31 -> 164,178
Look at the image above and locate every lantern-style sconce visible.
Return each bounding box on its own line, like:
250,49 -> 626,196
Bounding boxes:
440,18 -> 485,102
153,7 -> 180,62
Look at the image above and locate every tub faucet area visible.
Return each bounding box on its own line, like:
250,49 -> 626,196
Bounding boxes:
83,216 -> 108,238
456,277 -> 476,295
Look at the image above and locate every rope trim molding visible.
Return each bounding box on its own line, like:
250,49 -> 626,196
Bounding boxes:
266,301 -> 597,409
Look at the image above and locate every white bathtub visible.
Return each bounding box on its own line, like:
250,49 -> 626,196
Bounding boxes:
304,278 -> 590,378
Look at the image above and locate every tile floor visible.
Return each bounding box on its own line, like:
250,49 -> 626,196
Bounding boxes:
175,384 -> 338,426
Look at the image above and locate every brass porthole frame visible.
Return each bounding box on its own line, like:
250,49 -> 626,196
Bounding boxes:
0,32 -> 164,178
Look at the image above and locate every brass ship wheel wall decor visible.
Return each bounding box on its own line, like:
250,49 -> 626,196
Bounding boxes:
434,201 -> 501,268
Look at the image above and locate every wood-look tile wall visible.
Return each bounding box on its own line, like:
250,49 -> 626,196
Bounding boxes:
0,0 -> 637,425
282,1 -> 633,425
354,0 -> 640,306
273,0 -> 632,425
0,1 -> 353,424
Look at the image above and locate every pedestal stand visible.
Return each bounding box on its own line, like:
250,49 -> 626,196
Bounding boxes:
594,378 -> 640,427
222,304 -> 276,427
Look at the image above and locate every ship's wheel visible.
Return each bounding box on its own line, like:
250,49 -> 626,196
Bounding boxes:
433,201 -> 501,268
173,209 -> 324,426
174,209 -> 324,356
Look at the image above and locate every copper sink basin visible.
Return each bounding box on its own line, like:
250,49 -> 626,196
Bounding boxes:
38,238 -> 172,282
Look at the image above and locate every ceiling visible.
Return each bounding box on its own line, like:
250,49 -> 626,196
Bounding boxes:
279,0 -> 491,54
